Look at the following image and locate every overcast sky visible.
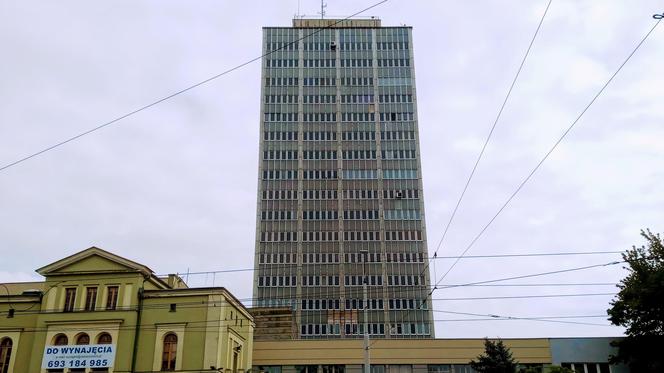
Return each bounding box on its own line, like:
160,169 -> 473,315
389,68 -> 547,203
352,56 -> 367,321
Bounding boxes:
1,0 -> 662,339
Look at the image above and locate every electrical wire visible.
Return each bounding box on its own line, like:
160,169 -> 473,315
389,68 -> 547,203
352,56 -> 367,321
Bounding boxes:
366,259 -> 623,348
433,14 -> 663,289
172,250 -> 622,277
0,309 -> 617,334
0,291 -> 618,317
431,309 -> 612,327
1,259 -> 623,317
431,0 -> 553,260
392,1 -> 555,329
0,0 -> 388,174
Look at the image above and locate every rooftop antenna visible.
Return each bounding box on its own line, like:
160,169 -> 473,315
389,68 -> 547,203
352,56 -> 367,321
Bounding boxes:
319,0 -> 327,19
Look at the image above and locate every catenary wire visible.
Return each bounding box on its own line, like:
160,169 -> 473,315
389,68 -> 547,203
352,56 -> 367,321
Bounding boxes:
0,291 -> 618,317
173,250 -> 622,277
366,259 -> 623,348
402,0 -> 554,323
4,259 -> 625,307
0,250 -> 622,294
431,309 -> 611,327
433,15 -> 663,289
0,311 -> 615,333
0,0 -> 388,174
431,0 -> 553,260
1,259 -> 623,316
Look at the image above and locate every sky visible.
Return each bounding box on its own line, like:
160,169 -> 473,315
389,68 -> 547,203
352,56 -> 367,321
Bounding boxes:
1,0 -> 662,339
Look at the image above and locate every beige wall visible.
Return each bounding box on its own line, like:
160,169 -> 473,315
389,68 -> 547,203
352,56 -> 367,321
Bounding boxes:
253,339 -> 552,366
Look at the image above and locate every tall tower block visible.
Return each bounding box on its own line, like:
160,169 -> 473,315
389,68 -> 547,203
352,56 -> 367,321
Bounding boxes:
254,18 -> 434,338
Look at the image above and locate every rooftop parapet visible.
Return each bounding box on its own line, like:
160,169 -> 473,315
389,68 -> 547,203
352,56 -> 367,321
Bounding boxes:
293,18 -> 381,28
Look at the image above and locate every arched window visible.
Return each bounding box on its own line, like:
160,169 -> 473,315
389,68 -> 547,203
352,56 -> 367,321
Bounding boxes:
97,333 -> 112,344
70,334 -> 91,372
92,334 -> 112,372
53,334 -> 68,345
75,333 -> 90,345
0,338 -> 12,373
48,335 -> 68,372
161,333 -> 178,371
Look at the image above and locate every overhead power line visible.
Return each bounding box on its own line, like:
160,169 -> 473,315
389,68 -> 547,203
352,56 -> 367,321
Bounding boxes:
0,0 -> 388,174
409,0 -> 554,324
0,306 -> 616,332
436,260 -> 623,290
434,14 -> 663,288
1,259 -> 624,318
431,292 -> 615,301
375,13 -> 660,346
0,291 -> 617,317
367,259 -> 623,349
431,250 -> 622,260
432,309 -> 613,327
446,282 -> 617,287
171,250 -> 622,277
431,0 -> 553,260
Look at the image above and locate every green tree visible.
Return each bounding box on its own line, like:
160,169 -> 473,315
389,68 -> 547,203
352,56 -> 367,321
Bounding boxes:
607,229 -> 664,372
470,339 -> 518,373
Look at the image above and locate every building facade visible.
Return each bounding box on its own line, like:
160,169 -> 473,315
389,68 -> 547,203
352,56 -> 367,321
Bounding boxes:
550,338 -> 628,373
252,338 -> 628,373
0,247 -> 254,373
253,18 -> 434,339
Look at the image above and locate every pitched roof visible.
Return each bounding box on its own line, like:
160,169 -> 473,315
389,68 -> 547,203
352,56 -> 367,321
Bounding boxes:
36,246 -> 155,276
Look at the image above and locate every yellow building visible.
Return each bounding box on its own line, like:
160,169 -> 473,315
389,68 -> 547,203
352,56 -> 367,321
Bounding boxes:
0,247 -> 254,373
0,247 -> 626,373
252,339 -> 551,373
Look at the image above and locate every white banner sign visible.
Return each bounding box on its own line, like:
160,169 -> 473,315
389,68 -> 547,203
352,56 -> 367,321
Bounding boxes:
42,344 -> 115,369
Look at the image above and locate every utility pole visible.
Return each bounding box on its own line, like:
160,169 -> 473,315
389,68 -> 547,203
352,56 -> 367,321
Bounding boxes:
360,249 -> 370,373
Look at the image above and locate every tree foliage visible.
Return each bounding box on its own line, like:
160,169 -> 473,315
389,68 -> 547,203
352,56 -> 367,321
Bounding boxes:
607,229 -> 664,371
470,339 -> 518,373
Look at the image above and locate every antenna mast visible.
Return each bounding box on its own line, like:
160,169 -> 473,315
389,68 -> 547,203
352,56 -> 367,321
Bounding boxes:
320,0 -> 327,19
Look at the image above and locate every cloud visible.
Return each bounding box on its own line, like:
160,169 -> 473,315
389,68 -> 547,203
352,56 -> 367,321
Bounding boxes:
1,0 -> 662,338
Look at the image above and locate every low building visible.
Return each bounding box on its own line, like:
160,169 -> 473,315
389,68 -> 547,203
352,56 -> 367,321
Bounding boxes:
0,247 -> 254,373
252,338 -> 628,373
0,247 -> 628,373
550,337 -> 628,373
252,339 -> 551,373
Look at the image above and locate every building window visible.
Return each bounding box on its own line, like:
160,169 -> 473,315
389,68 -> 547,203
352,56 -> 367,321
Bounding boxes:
48,334 -> 68,373
371,366 -> 386,373
161,333 -> 178,371
427,364 -> 452,373
562,363 -> 609,373
63,288 -> 76,312
106,286 -> 119,310
90,333 -> 112,372
85,287 -> 98,311
449,366 -> 475,373
296,366 -> 318,373
0,338 -> 12,373
258,366 -> 282,373
53,334 -> 68,345
97,333 -> 112,344
70,334 -> 90,373
322,365 -> 345,373
75,333 -> 89,345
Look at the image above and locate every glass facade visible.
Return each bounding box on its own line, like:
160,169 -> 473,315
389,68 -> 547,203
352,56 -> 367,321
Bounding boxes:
254,19 -> 434,338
